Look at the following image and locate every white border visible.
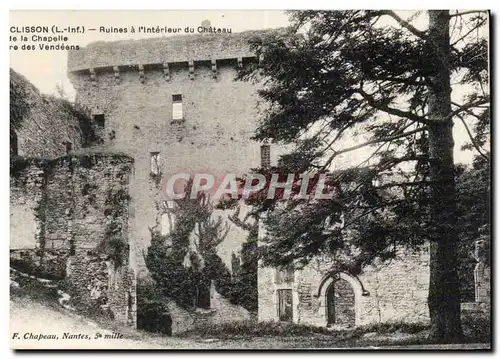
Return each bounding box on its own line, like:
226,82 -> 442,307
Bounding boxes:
2,2 -> 497,358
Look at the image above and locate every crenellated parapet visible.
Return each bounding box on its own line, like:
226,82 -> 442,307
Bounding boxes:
67,30 -> 279,84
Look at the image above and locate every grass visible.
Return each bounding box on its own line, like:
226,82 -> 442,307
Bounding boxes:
10,273 -> 61,309
176,318 -> 490,346
177,320 -> 429,339
10,274 -> 490,348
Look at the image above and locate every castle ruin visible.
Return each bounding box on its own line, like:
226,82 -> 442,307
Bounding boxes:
11,25 -> 490,333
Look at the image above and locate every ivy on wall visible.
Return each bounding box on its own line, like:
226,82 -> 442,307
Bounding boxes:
10,68 -> 31,132
144,190 -> 251,312
10,68 -> 99,152
101,184 -> 131,268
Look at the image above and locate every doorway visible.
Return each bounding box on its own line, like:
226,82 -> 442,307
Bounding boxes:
277,289 -> 293,322
326,277 -> 355,327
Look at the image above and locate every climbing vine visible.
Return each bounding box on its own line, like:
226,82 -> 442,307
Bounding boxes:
102,187 -> 131,268
145,190 -> 243,311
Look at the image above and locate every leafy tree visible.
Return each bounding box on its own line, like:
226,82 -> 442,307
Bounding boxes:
145,184 -> 251,313
219,202 -> 259,312
237,10 -> 489,342
233,240 -> 259,312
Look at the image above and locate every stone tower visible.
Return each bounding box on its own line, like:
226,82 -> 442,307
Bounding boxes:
67,31 -> 272,273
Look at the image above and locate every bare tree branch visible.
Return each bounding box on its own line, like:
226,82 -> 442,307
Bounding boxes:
451,101 -> 488,122
357,87 -> 429,125
228,206 -> 258,233
442,98 -> 490,122
450,10 -> 489,18
377,10 -> 426,38
323,127 -> 427,170
456,112 -> 490,161
450,16 -> 488,47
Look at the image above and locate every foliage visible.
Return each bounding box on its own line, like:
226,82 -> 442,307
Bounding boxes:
236,10 -> 488,268
10,68 -> 31,131
215,201 -> 259,312
101,186 -> 131,268
229,240 -> 259,312
177,319 -> 429,339
59,99 -> 99,148
136,281 -> 172,335
145,190 -> 236,310
10,69 -> 32,156
178,320 -> 331,338
461,314 -> 491,343
146,183 -> 259,312
10,68 -> 99,152
236,10 -> 489,341
146,229 -> 202,309
455,155 -> 490,301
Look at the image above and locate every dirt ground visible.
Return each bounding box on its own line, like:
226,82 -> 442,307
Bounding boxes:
10,295 -> 491,350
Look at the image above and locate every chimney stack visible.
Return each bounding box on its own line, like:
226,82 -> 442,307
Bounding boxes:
260,144 -> 271,169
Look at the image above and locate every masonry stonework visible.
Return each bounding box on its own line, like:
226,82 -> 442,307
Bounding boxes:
64,31 -> 287,331
10,69 -> 92,159
67,31 -> 279,273
460,226 -> 491,318
258,248 -> 431,327
10,154 -> 137,326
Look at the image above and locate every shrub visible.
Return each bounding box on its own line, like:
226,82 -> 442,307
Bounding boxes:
178,320 -> 333,338
462,314 -> 491,343
136,281 -> 172,336
350,321 -> 429,337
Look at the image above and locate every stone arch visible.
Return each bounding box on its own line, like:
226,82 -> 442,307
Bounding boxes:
317,272 -> 363,327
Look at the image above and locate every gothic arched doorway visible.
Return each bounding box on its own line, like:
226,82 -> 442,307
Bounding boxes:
326,277 -> 356,327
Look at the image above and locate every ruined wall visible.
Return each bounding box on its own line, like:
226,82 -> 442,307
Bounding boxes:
461,227 -> 490,318
10,160 -> 44,251
166,283 -> 252,335
67,31 -> 273,72
258,248 -> 430,327
10,154 -> 137,326
357,249 -> 430,325
67,31 -> 281,271
10,69 -> 94,159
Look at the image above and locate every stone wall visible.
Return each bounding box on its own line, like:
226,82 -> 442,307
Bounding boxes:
67,32 -> 286,271
10,160 -> 44,251
10,153 -> 137,326
460,227 -> 490,318
166,283 -> 252,335
258,248 -> 430,327
67,30 -> 276,72
10,69 -> 95,159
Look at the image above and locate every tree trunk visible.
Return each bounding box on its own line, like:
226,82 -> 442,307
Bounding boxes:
426,10 -> 463,343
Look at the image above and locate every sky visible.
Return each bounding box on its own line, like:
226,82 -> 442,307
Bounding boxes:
9,10 -> 290,97
9,10 -> 486,165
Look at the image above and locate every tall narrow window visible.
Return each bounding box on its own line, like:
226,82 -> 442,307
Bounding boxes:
172,94 -> 183,121
94,114 -> 105,129
277,289 -> 293,322
150,152 -> 160,175
65,141 -> 72,154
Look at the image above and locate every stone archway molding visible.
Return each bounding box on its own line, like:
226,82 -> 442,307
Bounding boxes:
314,272 -> 368,327
314,271 -> 370,299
